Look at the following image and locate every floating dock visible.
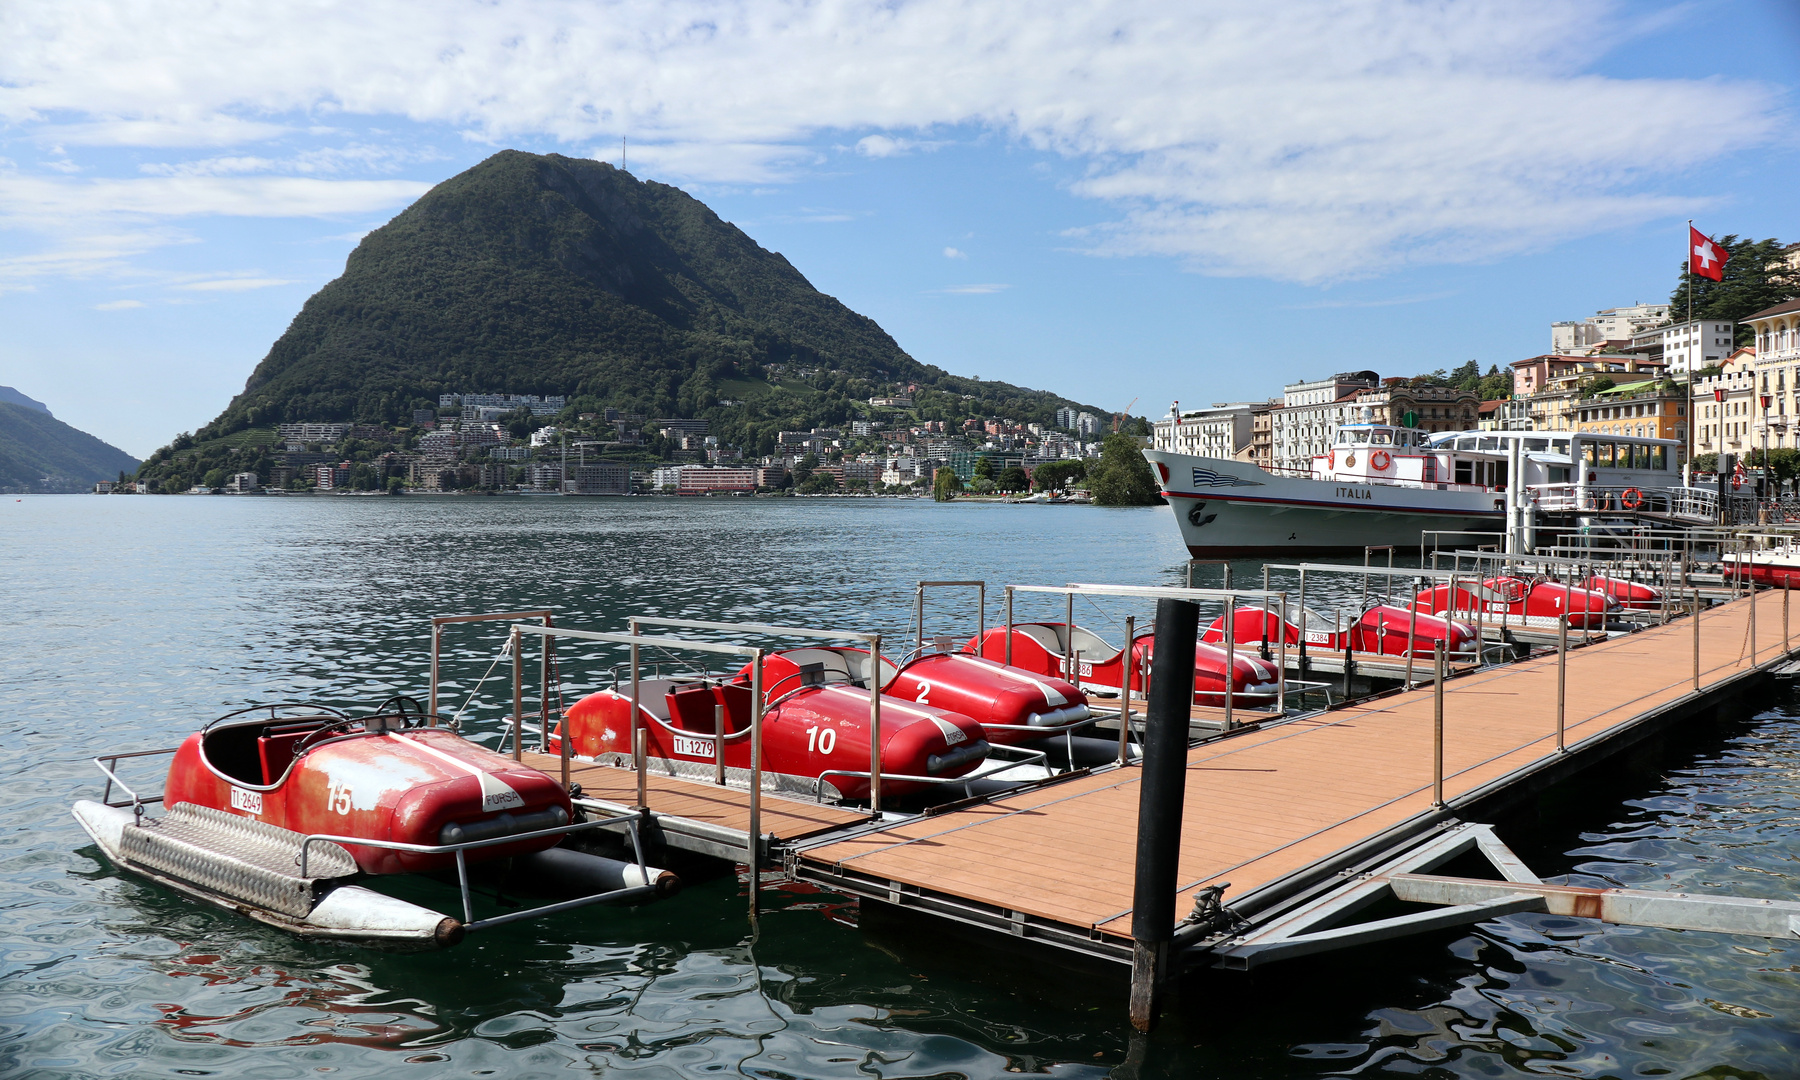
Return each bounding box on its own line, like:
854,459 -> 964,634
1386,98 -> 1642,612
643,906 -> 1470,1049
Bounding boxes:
781,589 -> 1796,964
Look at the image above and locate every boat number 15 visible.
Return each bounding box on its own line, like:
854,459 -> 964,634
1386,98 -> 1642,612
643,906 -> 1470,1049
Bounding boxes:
806,726 -> 837,754
327,779 -> 353,815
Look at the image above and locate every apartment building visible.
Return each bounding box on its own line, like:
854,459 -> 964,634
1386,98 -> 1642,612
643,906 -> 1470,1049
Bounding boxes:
1271,372 -> 1379,472
1150,401 -> 1256,460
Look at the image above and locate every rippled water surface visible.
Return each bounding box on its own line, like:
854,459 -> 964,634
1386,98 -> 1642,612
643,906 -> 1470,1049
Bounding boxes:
4,495 -> 1798,1078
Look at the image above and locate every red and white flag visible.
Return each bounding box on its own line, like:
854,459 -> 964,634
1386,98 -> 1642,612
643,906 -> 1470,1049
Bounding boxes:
1690,225 -> 1729,282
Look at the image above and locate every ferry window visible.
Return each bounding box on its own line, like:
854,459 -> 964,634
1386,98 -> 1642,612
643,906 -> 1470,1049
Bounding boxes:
1651,445 -> 1667,470
1455,460 -> 1473,484
1630,444 -> 1646,469
1553,439 -> 1570,455
1456,437 -> 1477,450
1371,431 -> 1391,445
1582,443 -> 1597,464
1525,439 -> 1548,452
1478,436 -> 1499,451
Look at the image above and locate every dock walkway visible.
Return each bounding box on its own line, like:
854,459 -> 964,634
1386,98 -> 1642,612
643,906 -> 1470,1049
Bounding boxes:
790,591 -> 1792,956
519,751 -> 866,859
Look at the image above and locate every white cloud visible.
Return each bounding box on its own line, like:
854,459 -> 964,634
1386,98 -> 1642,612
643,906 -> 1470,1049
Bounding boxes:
94,298 -> 145,310
0,175 -> 431,223
0,0 -> 1783,281
174,277 -> 294,291
943,247 -> 967,259
935,283 -> 1009,294
853,134 -> 946,158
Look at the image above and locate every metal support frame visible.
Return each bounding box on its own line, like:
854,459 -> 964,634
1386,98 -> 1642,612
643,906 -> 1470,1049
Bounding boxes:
1209,820 -> 1800,970
428,609 -> 554,722
1002,582 -> 1292,720
624,615 -> 888,814
914,580 -> 985,657
507,622 -> 768,920
1556,615 -> 1569,752
299,813 -> 656,931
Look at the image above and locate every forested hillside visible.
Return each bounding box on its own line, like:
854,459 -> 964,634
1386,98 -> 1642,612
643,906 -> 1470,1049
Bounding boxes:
142,150 -> 1099,476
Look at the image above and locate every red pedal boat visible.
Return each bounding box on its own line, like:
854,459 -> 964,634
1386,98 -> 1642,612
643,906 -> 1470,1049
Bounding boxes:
717,646 -> 1093,746
554,652 -> 990,800
1413,577 -> 1615,629
1201,604 -> 1476,658
1584,575 -> 1663,610
73,698 -> 674,946
159,700 -> 573,874
964,623 -> 1281,707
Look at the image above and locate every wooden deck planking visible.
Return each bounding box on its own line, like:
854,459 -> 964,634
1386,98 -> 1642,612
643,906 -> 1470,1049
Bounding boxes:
800,591 -> 1788,939
519,751 -> 866,842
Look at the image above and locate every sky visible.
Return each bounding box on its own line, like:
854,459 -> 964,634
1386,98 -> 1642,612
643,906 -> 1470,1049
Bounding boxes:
2,0 -> 1798,459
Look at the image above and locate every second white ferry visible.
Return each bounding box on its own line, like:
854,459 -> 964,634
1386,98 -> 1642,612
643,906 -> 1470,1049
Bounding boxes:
1142,425 -> 1694,557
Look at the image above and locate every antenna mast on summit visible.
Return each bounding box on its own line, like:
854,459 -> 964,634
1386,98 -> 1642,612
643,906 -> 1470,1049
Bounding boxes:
622,136 -> 627,172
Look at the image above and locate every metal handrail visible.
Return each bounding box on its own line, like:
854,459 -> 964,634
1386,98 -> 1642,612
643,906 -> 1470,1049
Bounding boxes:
93,748 -> 179,817
299,813 -> 654,931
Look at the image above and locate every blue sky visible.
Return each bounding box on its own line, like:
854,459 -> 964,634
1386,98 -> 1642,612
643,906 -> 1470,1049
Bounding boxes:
2,0 -> 1797,458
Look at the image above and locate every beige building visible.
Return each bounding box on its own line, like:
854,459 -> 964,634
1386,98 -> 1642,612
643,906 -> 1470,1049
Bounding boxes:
1353,384 -> 1479,434
1739,298 -> 1800,452
1693,348 -> 1756,458
1151,401 -> 1257,461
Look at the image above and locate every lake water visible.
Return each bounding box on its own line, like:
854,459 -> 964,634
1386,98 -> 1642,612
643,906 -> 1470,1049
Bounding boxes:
3,494 -> 1797,1078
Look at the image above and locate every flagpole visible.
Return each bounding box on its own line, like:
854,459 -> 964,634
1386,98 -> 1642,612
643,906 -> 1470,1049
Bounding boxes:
1687,219 -> 1694,477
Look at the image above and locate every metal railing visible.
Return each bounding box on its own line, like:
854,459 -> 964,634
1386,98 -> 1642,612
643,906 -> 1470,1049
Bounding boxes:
298,813 -> 656,931
505,622 -> 770,919
1000,582 -> 1294,733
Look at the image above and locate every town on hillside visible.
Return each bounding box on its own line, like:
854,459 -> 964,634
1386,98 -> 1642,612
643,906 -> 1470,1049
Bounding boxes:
105,390 -> 1115,497
97,241 -> 1800,498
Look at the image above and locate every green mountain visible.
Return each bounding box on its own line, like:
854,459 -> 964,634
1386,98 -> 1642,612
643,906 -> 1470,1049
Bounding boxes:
141,149 -> 1100,477
0,397 -> 141,493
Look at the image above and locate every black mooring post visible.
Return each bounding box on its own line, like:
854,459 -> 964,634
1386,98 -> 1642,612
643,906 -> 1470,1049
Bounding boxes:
1128,597 -> 1201,1033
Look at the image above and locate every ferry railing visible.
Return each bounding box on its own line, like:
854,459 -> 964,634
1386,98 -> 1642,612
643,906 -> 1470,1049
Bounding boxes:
297,812 -> 657,932
998,582 -> 1294,734
505,622 -> 770,920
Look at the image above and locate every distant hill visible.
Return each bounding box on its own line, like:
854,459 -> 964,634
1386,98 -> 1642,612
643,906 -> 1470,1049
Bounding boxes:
0,400 -> 141,493
141,150 -> 1101,479
1,386 -> 50,414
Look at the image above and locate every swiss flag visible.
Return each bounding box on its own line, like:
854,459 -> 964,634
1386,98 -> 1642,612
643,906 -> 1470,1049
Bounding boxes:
1690,226 -> 1729,282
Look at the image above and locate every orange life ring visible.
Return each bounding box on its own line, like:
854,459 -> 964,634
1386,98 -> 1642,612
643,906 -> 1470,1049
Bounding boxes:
1369,450 -> 1392,471
1620,487 -> 1645,510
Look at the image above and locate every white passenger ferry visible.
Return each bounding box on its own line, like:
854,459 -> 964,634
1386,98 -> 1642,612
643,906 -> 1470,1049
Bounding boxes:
1143,425 -> 1698,557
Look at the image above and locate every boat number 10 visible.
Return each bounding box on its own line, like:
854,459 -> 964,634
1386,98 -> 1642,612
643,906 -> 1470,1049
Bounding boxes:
807,726 -> 838,754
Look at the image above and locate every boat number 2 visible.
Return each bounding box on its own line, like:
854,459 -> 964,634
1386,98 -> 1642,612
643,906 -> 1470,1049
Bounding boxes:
327,779 -> 353,815
807,726 -> 837,754
913,679 -> 932,705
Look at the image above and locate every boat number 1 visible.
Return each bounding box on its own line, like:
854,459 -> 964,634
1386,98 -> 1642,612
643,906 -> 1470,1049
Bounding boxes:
807,726 -> 837,754
327,779 -> 353,815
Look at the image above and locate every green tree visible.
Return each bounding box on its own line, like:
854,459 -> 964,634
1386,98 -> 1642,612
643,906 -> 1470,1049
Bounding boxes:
793,452 -> 818,485
1086,434 -> 1165,507
1032,459 -> 1087,491
1668,235 -> 1797,345
386,476 -> 405,494
972,455 -> 996,481
201,467 -> 227,489
798,471 -> 839,494
932,466 -> 962,502
996,465 -> 1029,492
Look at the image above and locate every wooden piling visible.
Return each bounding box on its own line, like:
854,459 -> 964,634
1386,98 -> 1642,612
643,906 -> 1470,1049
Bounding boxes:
1128,597 -> 1200,1034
